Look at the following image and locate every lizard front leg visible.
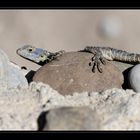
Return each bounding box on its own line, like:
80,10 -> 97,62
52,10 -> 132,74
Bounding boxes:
84,46 -> 107,73
48,50 -> 65,61
54,50 -> 65,57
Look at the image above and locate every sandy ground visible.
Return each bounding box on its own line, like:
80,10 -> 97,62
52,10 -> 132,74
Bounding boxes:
0,10 -> 140,70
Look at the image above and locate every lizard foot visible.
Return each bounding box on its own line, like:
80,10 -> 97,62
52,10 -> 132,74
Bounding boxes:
89,54 -> 107,73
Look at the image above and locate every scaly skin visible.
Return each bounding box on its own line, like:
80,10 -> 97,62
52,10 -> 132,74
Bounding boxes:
17,45 -> 65,65
17,45 -> 140,73
84,46 -> 140,73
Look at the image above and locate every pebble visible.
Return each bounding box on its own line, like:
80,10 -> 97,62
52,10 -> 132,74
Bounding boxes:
99,16 -> 123,39
128,64 -> 140,92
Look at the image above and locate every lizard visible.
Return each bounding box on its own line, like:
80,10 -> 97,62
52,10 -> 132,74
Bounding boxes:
17,45 -> 65,65
17,45 -> 140,73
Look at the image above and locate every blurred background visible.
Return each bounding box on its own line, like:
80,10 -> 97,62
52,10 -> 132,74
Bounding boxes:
0,10 -> 140,70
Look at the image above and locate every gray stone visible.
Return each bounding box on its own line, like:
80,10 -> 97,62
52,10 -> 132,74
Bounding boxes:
0,48 -> 28,88
33,52 -> 124,95
44,107 -> 100,130
98,16 -> 123,39
128,64 -> 140,92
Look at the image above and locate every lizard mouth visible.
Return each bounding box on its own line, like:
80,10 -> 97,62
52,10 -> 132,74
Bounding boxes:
16,48 -> 21,54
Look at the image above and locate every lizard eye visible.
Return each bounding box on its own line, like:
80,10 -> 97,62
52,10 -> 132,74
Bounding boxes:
28,48 -> 33,52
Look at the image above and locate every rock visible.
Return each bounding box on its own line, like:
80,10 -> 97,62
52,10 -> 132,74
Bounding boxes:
98,16 -> 123,39
33,52 -> 124,95
128,64 -> 140,92
44,107 -> 99,130
91,88 -> 140,130
0,84 -> 42,130
111,61 -> 133,73
0,81 -> 140,130
41,86 -> 140,130
0,48 -> 28,88
29,82 -> 140,130
111,61 -> 134,89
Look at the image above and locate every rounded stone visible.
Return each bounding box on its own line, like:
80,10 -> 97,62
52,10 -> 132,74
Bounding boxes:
33,52 -> 123,95
128,64 -> 140,92
99,16 -> 123,39
44,107 -> 100,130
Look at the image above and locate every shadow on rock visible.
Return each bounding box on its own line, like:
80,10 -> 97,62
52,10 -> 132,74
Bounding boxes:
25,70 -> 36,83
37,111 -> 48,131
122,66 -> 134,90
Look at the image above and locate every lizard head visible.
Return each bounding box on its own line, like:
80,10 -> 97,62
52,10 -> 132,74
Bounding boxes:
17,45 -> 52,64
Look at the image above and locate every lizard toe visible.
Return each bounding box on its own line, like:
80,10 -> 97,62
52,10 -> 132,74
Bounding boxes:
97,61 -> 103,73
92,62 -> 96,73
89,55 -> 105,73
100,57 -> 106,65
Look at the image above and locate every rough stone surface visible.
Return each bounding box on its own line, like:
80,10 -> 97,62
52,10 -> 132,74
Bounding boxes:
112,61 -> 133,73
42,87 -> 140,130
0,48 -> 28,89
33,52 -> 124,95
0,81 -> 140,130
128,64 -> 140,92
